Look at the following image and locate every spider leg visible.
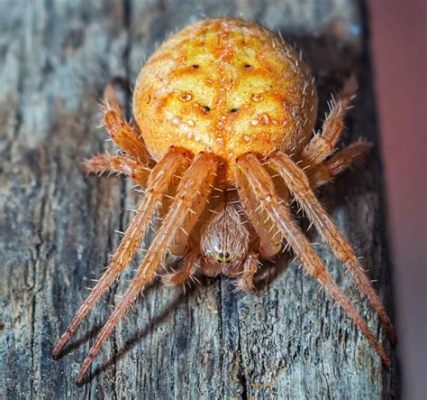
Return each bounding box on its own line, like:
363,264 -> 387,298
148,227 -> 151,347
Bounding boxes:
302,75 -> 358,165
162,247 -> 200,287
307,141 -> 372,189
52,147 -> 190,358
235,153 -> 390,365
168,169 -> 218,257
238,177 -> 282,258
236,251 -> 260,292
102,80 -> 151,164
83,154 -> 150,186
76,152 -> 217,384
269,151 -> 396,343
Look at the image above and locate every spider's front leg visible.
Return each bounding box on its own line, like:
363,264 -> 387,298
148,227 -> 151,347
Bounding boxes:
235,153 -> 391,366
269,151 -> 396,343
238,175 -> 283,258
52,147 -> 190,358
76,152 -> 218,384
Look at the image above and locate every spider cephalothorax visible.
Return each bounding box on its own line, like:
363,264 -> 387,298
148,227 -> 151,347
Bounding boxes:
53,18 -> 395,384
200,203 -> 250,274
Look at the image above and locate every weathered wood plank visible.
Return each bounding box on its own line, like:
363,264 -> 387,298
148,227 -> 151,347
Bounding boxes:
0,0 -> 398,398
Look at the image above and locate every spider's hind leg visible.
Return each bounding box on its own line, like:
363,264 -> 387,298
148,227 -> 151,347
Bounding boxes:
102,78 -> 151,164
307,140 -> 372,189
83,154 -> 150,186
302,74 -> 358,165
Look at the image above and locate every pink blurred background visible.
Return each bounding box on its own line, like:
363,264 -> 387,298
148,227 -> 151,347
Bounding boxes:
368,0 -> 427,398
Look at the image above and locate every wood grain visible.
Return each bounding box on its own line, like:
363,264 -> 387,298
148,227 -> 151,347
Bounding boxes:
0,0 -> 399,398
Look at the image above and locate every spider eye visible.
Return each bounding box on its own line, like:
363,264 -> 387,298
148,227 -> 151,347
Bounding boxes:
217,251 -> 230,263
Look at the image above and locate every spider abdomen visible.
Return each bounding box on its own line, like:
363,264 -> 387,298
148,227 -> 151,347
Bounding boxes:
133,18 -> 318,180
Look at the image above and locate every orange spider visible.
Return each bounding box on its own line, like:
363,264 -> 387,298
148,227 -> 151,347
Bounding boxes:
52,18 -> 396,384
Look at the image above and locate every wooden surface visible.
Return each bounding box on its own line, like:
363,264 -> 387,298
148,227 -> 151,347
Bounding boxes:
0,0 -> 399,398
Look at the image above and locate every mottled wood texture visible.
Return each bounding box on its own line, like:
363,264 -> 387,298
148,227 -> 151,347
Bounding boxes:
0,0 -> 399,399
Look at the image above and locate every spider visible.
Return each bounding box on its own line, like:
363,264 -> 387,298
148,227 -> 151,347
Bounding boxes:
52,18 -> 396,384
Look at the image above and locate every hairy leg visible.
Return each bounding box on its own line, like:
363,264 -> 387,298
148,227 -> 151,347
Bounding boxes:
168,169 -> 218,256
76,152 -> 218,384
235,153 -> 390,365
307,141 -> 372,189
52,147 -> 190,357
238,177 -> 282,258
269,151 -> 396,343
83,154 -> 151,186
102,80 -> 151,164
301,75 -> 357,165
